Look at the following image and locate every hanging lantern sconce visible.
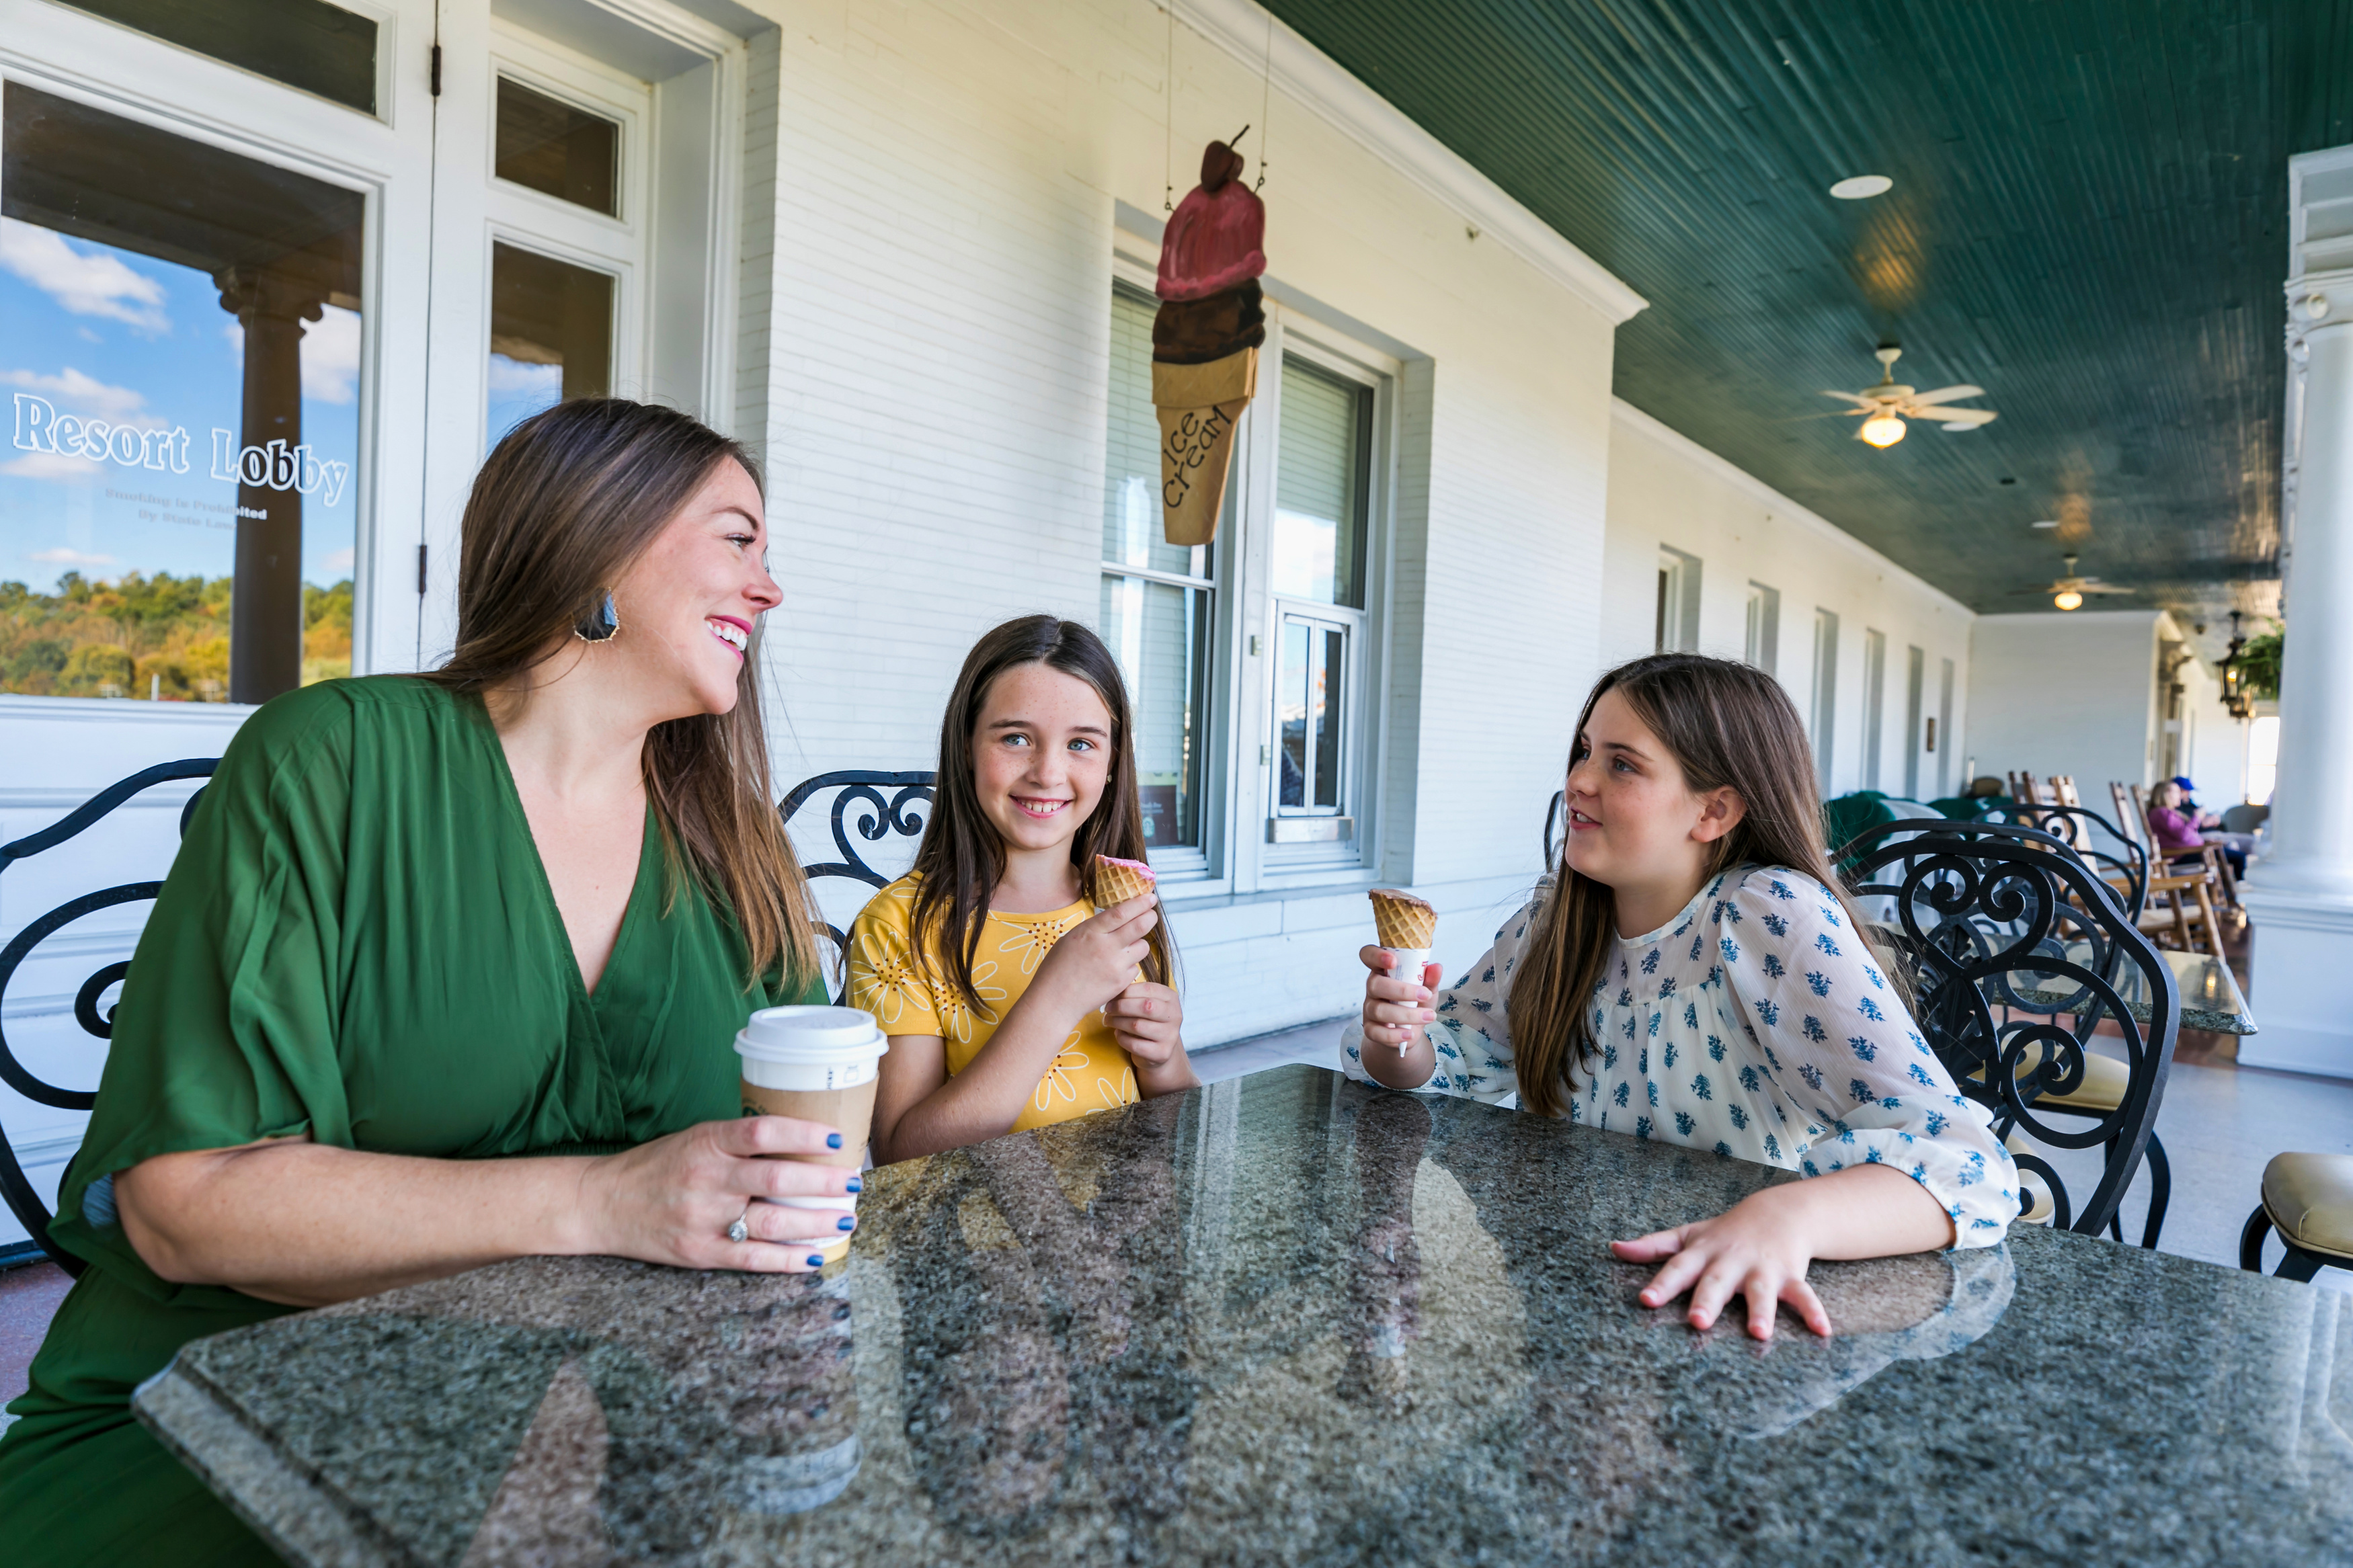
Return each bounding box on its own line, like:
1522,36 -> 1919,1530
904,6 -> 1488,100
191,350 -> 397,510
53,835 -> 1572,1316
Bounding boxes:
2219,610 -> 2254,720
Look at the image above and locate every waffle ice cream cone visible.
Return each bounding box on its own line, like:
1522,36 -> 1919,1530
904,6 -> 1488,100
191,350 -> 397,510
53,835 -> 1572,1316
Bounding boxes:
1153,349 -> 1257,546
1369,889 -> 1438,952
1092,854 -> 1158,907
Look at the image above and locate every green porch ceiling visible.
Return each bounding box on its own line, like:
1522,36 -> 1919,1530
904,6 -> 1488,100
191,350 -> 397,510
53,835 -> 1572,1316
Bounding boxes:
1260,0 -> 2353,642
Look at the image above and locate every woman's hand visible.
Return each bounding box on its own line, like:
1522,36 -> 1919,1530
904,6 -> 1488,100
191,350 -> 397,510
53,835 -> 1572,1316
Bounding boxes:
1610,1163 -> 1955,1340
1358,946 -> 1439,1048
580,1114 -> 861,1273
1032,893 -> 1160,1022
1107,981 -> 1197,1096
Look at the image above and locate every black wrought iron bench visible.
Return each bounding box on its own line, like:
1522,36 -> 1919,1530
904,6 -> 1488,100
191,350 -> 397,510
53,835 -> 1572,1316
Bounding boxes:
1,760 -> 217,1274
776,770 -> 936,993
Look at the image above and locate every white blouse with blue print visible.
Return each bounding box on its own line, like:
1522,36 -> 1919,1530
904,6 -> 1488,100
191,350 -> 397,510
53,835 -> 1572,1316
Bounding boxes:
1340,864 -> 2022,1249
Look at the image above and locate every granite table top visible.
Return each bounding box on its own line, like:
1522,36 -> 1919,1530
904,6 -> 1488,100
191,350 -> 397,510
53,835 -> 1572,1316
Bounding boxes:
136,1065 -> 2351,1567
2009,944 -> 2256,1036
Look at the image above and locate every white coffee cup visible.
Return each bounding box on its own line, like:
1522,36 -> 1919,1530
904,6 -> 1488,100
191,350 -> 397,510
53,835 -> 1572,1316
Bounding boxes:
735,1006 -> 890,1258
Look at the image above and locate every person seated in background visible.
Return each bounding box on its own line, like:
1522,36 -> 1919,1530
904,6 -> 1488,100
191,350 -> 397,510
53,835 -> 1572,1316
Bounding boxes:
2147,778 -> 2247,878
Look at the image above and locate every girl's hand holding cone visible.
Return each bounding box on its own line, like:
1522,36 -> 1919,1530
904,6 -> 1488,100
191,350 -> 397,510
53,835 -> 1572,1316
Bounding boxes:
1033,894 -> 1160,1022
1358,945 -> 1440,1048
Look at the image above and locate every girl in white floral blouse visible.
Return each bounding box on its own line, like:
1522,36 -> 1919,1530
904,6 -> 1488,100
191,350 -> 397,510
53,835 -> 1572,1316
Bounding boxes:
1346,653 -> 2019,1341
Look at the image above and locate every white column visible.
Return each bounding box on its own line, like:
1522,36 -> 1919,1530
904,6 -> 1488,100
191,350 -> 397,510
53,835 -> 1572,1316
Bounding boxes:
2242,147 -> 2353,1076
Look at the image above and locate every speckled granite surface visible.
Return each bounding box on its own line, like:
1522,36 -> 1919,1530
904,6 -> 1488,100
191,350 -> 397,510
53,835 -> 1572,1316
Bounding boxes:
137,1065 -> 2352,1566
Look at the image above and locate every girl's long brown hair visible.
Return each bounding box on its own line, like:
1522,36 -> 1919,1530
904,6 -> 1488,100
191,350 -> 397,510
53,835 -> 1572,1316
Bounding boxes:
909,615 -> 1174,1010
1507,653 -> 1880,1117
422,398 -> 820,991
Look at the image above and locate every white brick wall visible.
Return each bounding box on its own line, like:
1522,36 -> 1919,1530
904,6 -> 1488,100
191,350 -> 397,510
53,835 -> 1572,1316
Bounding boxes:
1968,610 -> 2161,798
1602,404 -> 1977,803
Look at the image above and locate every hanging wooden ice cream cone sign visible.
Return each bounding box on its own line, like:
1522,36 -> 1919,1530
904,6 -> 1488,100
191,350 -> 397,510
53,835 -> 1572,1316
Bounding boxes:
1154,349 -> 1257,546
1151,136 -> 1267,545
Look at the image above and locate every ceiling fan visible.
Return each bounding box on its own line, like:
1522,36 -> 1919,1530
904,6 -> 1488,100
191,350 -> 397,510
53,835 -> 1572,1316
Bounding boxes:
1822,347 -> 1998,446
2014,554 -> 2131,611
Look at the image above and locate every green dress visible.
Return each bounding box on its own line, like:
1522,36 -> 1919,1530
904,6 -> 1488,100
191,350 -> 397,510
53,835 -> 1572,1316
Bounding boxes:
0,677 -> 822,1565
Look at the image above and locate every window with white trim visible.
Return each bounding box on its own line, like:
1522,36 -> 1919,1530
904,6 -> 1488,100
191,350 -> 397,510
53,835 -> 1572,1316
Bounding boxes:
1267,356 -> 1370,835
1810,608 -> 1839,787
1100,251 -> 1399,891
1655,546 -> 1699,653
1862,627 -> 1886,790
1101,285 -> 1215,860
1744,581 -> 1780,673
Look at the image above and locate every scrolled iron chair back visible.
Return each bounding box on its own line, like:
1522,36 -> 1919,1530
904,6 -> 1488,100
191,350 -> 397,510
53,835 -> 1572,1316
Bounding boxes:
0,759 -> 218,1275
1979,802 -> 2149,925
779,770 -> 937,993
1838,819 -> 2177,1239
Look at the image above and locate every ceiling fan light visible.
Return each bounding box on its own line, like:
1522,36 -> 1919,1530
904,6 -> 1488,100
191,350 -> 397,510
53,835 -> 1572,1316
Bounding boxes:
2053,589 -> 2084,612
1861,412 -> 1907,447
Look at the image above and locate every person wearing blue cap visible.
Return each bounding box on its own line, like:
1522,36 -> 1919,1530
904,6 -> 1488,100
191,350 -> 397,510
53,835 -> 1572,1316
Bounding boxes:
2148,778 -> 2249,877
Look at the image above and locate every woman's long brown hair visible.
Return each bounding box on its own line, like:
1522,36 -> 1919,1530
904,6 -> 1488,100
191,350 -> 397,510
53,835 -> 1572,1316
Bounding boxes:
908,615 -> 1174,1011
422,398 -> 820,991
1507,653 -> 1880,1117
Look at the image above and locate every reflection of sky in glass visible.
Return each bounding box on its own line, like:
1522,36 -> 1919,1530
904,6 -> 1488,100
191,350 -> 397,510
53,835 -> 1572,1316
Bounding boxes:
1,218 -> 360,593
1270,507 -> 1337,601
485,353 -> 562,452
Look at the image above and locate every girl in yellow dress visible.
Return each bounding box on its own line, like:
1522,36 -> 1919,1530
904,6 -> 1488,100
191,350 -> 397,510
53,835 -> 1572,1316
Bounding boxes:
853,616 -> 1196,1160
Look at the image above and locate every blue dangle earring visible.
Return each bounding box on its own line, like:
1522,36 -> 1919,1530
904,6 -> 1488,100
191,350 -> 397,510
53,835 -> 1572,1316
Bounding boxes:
574,590 -> 621,643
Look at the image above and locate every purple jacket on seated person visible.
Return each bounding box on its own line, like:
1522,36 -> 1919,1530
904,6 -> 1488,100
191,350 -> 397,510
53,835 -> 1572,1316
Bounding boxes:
2147,804 -> 2206,855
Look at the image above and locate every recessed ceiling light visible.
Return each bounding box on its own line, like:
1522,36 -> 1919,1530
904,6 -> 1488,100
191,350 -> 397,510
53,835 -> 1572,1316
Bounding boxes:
2032,520 -> 2060,528
1830,174 -> 1893,200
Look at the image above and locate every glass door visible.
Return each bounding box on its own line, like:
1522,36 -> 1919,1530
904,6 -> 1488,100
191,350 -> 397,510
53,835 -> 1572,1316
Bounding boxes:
414,1 -> 745,667
3,0 -> 436,703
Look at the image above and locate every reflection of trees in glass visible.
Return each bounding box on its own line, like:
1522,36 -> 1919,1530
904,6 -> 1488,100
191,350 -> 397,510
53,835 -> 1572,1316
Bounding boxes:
0,572 -> 351,697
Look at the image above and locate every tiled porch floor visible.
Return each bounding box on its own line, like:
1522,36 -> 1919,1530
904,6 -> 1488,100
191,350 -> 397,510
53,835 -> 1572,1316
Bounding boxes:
7,1004 -> 2347,1436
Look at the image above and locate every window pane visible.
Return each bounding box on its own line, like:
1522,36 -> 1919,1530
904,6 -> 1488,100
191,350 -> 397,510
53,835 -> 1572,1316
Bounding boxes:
1103,288 -> 1209,578
1315,626 -> 1344,809
487,243 -> 613,450
2,83 -> 364,703
1099,573 -> 1209,850
60,0 -> 377,115
1272,357 -> 1367,608
1278,620 -> 1309,808
495,79 -> 619,217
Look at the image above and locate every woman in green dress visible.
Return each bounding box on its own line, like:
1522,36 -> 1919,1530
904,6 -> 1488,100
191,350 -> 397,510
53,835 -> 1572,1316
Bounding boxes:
0,400 -> 856,1565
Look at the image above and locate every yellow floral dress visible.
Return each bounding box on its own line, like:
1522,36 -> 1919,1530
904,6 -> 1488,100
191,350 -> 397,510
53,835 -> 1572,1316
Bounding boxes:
848,873 -> 1140,1130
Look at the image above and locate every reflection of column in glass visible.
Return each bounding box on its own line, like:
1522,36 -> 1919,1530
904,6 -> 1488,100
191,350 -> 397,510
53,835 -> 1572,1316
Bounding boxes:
216,267 -> 321,704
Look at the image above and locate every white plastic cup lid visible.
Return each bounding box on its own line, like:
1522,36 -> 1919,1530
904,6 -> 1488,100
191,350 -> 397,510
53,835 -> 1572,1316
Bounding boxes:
735,1005 -> 887,1063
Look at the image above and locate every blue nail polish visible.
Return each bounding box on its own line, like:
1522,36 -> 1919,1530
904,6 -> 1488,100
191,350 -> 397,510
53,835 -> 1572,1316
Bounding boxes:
806,1254 -> 826,1268
837,1216 -> 856,1231
845,1176 -> 863,1193
826,1132 -> 844,1150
